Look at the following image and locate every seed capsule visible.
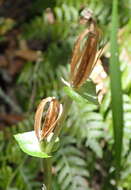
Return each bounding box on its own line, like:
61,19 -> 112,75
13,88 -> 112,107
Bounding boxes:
34,97 -> 63,141
70,9 -> 101,88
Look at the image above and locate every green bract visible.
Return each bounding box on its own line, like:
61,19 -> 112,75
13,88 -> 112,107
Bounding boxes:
64,80 -> 98,105
75,80 -> 98,105
14,131 -> 49,158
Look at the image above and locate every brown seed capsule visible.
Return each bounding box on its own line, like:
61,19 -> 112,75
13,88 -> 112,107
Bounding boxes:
70,10 -> 101,88
34,97 -> 63,141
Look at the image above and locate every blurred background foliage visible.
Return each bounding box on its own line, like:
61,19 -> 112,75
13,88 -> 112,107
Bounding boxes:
0,0 -> 131,190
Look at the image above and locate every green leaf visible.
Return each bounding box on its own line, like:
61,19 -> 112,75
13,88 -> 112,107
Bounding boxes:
110,0 -> 124,174
75,80 -> 98,105
86,139 -> 103,158
64,86 -> 88,104
64,80 -> 98,105
14,131 -> 49,158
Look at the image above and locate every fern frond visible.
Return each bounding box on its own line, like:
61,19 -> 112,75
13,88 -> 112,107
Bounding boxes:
23,4 -> 79,41
65,101 -> 105,158
56,0 -> 88,9
54,136 -> 89,190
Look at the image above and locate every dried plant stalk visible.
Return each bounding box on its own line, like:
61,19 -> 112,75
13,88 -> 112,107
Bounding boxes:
34,97 -> 63,141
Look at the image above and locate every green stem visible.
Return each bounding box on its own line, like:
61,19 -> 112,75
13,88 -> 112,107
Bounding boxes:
43,158 -> 52,190
43,96 -> 72,189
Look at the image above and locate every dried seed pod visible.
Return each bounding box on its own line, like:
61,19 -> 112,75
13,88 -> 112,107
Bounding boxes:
34,97 -> 63,141
70,10 -> 101,88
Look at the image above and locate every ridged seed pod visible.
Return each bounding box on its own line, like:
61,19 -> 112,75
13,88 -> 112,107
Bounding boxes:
70,9 -> 101,88
34,97 -> 63,141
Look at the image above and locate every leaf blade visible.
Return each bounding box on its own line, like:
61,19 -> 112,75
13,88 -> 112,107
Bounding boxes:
14,131 -> 49,158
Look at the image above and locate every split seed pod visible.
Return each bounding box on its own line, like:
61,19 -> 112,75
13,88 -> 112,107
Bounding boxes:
70,9 -> 101,88
34,97 -> 63,141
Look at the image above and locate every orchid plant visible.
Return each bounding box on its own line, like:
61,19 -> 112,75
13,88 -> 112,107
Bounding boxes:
14,8 -> 101,190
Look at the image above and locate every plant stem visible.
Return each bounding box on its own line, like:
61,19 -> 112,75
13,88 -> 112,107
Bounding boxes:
43,158 -> 52,190
43,96 -> 72,189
